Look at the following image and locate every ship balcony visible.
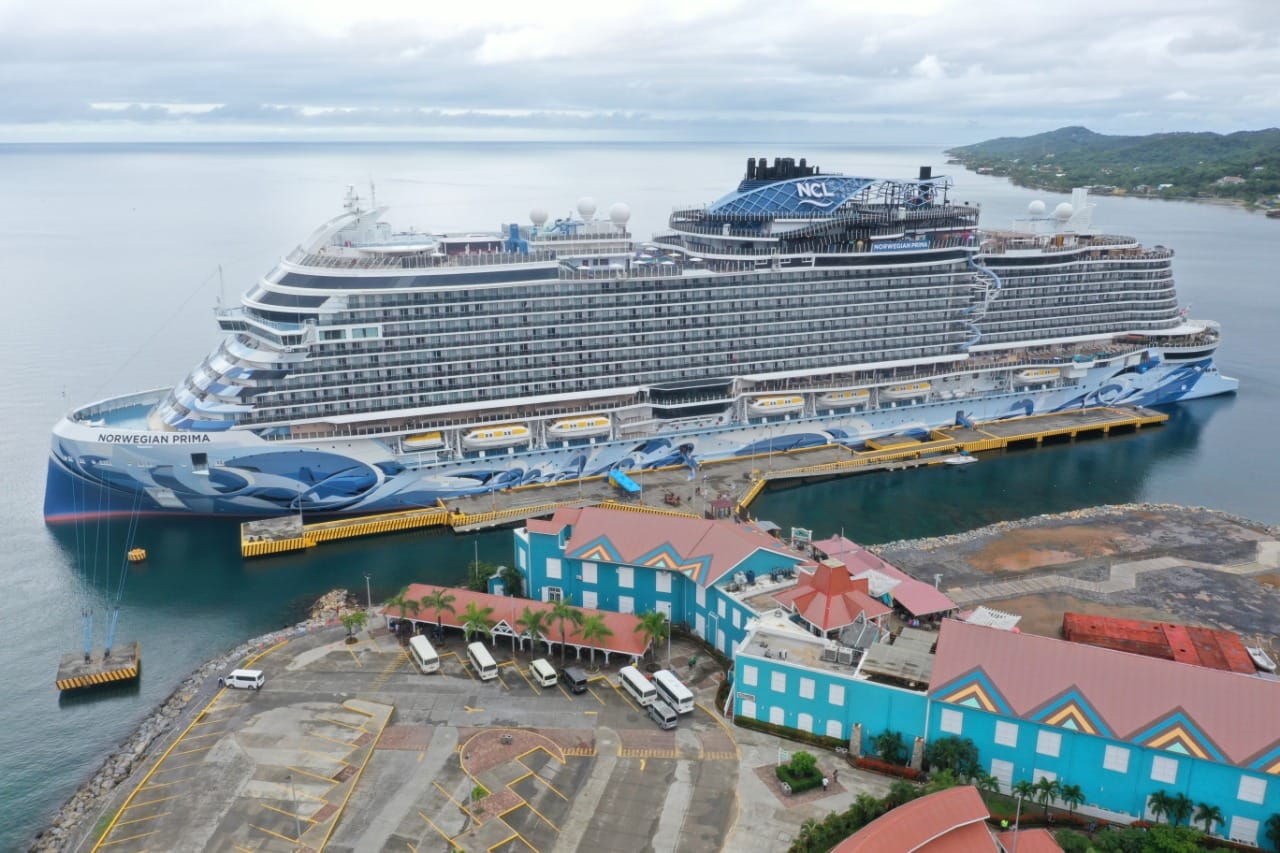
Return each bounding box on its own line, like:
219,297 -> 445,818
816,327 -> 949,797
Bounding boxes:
285,247 -> 558,270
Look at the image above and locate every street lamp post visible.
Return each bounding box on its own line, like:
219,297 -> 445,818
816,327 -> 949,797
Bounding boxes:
363,572 -> 372,611
287,773 -> 302,844
1012,793 -> 1023,853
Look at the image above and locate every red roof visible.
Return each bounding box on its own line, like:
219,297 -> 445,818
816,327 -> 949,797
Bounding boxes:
930,620 -> 1280,768
533,506 -> 801,588
772,559 -> 891,632
386,583 -> 649,657
1062,612 -> 1255,674
995,828 -> 1063,852
814,535 -> 957,616
832,786 -> 996,852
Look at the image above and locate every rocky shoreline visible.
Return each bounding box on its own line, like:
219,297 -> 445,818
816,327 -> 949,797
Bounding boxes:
30,589 -> 361,852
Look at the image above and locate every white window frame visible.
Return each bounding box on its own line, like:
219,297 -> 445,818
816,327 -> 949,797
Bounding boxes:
939,708 -> 963,735
994,721 -> 1019,748
741,665 -> 758,687
770,671 -> 786,692
1036,729 -> 1061,757
799,678 -> 815,700
797,713 -> 813,733
581,590 -> 598,609
618,595 -> 634,614
732,609 -> 741,628
545,586 -> 563,603
1103,744 -> 1130,773
769,706 -> 784,726
990,758 -> 1014,791
655,571 -> 672,594
545,557 -> 562,580
1032,768 -> 1057,785
695,585 -> 705,607
1151,755 -> 1179,785
581,562 -> 597,584
825,719 -> 843,739
1238,775 -> 1267,805
617,566 -> 634,588
1229,816 -> 1259,845
828,684 -> 845,705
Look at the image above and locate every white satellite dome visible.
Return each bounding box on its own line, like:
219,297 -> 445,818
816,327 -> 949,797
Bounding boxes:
608,202 -> 631,226
1053,202 -> 1074,221
529,207 -> 549,227
1028,200 -> 1047,217
577,196 -> 597,221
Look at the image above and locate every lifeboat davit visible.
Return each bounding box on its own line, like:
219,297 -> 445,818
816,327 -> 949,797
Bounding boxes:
462,424 -> 530,450
402,431 -> 444,449
747,395 -> 805,416
818,389 -> 870,407
548,415 -> 611,439
1013,367 -> 1061,386
881,381 -> 931,401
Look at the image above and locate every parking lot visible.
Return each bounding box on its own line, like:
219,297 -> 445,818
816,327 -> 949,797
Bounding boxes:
91,625 -> 761,853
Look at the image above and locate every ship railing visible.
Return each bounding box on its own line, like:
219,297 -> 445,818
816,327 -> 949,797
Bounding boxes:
286,248 -> 559,270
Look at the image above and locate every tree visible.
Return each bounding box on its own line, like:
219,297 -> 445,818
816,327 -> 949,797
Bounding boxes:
1265,813 -> 1280,852
1034,776 -> 1061,818
1167,792 -> 1193,828
420,588 -> 456,640
635,610 -> 670,662
873,729 -> 908,765
884,779 -> 923,809
466,558 -> 500,592
974,772 -> 1002,795
384,585 -> 419,639
925,768 -> 963,794
789,750 -> 818,777
1058,783 -> 1085,816
1193,802 -> 1223,835
460,601 -> 495,645
1012,779 -> 1037,803
579,614 -> 614,668
923,735 -> 980,779
498,564 -> 524,598
516,606 -> 551,657
1147,790 -> 1173,825
548,595 -> 585,664
340,610 -> 368,641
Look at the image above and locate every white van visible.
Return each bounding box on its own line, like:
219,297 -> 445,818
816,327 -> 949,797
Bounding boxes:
618,665 -> 656,707
467,642 -> 498,681
218,669 -> 264,690
652,669 -> 694,714
647,698 -> 678,730
529,658 -> 558,688
409,635 -> 440,674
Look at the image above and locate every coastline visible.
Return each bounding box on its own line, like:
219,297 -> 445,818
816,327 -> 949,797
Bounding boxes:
30,592 -> 359,853
30,505 -> 1280,850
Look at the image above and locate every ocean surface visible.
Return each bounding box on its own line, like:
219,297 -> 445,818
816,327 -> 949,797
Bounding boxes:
1,142 -> 1276,850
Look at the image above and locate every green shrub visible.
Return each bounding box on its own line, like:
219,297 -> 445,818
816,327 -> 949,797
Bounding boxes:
734,714 -> 846,751
776,761 -> 824,794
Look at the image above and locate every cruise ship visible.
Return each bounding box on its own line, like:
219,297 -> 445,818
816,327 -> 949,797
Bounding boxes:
44,158 -> 1238,520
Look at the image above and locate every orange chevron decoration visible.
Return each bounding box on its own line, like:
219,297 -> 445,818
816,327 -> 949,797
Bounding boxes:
1134,711 -> 1223,763
931,668 -> 1011,715
1029,689 -> 1110,737
569,535 -> 622,564
636,544 -> 711,583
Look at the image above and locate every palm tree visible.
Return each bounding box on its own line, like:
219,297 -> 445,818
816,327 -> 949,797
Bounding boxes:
1033,776 -> 1060,818
516,607 -> 551,657
1011,779 -> 1036,803
1194,801 -> 1224,835
1167,792 -> 1194,828
384,585 -> 419,640
635,610 -> 670,662
498,565 -> 524,598
1147,789 -> 1173,824
974,772 -> 1002,795
885,779 -> 922,808
872,729 -> 907,766
1058,783 -> 1085,817
460,601 -> 495,645
1265,813 -> 1280,852
420,588 -> 456,641
548,595 -> 584,665
579,614 -> 614,668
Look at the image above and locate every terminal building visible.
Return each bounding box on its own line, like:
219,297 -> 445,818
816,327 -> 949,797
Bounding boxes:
512,507 -> 1280,846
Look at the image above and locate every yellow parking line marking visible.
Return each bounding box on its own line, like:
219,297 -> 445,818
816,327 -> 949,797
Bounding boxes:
287,765 -> 339,784
318,716 -> 366,731
262,804 -> 317,824
464,705 -> 485,713
521,797 -> 562,830
417,751 -> 424,762
172,743 -> 213,757
432,780 -> 472,817
300,749 -> 349,765
310,730 -> 358,749
641,758 -> 646,771
527,772 -> 569,801
583,710 -> 598,716
250,823 -> 301,844
96,829 -> 158,847
112,811 -> 170,828
696,702 -> 742,761
149,761 -> 205,775
556,683 -> 574,701
123,794 -> 180,810
235,846 -> 255,853
487,831 -> 518,851
347,644 -> 362,665
417,810 -> 454,847
612,684 -> 640,712
139,779 -> 182,791
177,728 -> 225,742
586,685 -> 607,705
513,666 -> 540,693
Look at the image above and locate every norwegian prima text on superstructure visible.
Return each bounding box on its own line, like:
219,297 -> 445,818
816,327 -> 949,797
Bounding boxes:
45,157 -> 1237,519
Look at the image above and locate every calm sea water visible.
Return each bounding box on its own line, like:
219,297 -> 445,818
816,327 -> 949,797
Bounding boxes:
1,142 -> 1275,850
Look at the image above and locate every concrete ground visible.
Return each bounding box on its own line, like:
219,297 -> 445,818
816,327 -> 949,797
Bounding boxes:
83,626 -> 889,853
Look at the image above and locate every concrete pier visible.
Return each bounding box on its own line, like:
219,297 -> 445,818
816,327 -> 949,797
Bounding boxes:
55,641 -> 140,691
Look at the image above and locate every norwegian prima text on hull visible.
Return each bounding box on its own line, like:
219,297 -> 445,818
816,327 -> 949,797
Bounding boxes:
45,157 -> 1238,520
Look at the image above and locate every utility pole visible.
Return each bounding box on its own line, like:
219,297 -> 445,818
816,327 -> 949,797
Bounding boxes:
287,773 -> 302,844
363,572 -> 372,611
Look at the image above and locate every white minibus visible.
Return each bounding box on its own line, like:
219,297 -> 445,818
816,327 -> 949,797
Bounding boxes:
618,665 -> 656,707
529,658 -> 558,688
409,635 -> 440,674
652,669 -> 694,714
467,641 -> 498,681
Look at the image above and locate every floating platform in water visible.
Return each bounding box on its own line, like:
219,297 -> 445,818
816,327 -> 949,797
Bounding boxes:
56,641 -> 140,691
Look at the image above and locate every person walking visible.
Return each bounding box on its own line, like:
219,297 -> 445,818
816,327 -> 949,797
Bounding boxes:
822,776 -> 829,792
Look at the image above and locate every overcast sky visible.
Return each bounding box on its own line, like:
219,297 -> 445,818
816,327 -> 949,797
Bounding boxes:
2,0 -> 1277,144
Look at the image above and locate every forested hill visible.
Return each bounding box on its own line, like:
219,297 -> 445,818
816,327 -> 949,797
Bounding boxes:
945,126 -> 1280,201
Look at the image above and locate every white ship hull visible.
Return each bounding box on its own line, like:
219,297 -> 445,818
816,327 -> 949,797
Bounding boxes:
45,355 -> 1236,520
